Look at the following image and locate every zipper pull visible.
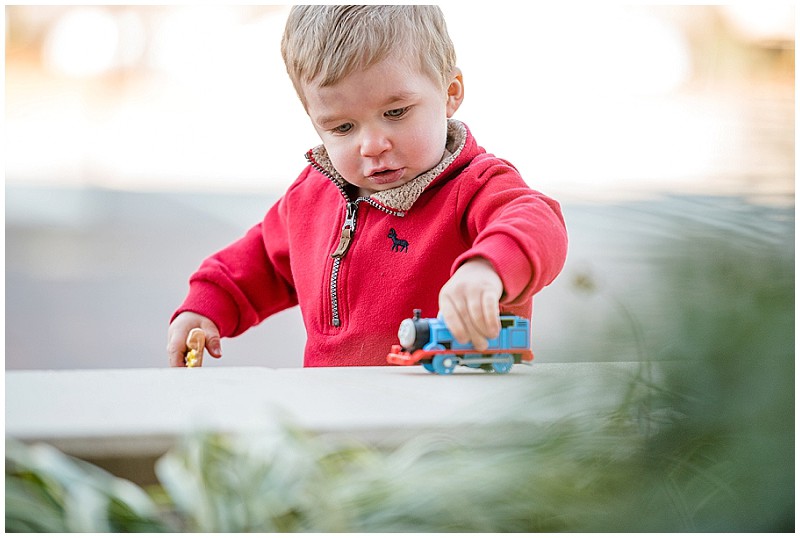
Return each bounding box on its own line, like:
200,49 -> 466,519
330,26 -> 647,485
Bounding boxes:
331,202 -> 357,259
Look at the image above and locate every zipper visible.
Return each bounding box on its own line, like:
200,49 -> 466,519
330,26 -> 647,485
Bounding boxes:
329,202 -> 357,327
306,151 -> 405,327
331,201 -> 357,258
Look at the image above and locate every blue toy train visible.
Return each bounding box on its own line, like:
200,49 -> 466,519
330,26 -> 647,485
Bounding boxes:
386,309 -> 533,374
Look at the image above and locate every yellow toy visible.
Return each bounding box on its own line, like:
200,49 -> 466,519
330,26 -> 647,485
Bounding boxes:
185,328 -> 205,368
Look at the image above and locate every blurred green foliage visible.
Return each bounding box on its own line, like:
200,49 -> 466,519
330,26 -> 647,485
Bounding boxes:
5,441 -> 165,532
6,197 -> 793,532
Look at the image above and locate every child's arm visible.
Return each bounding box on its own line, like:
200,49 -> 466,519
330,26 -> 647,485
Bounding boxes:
438,257 -> 503,352
450,157 -> 568,313
167,312 -> 223,367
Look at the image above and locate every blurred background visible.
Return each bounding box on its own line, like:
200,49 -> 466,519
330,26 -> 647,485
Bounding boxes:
5,4 -> 794,370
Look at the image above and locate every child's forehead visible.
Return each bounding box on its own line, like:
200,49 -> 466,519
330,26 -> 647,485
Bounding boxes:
311,50 -> 432,91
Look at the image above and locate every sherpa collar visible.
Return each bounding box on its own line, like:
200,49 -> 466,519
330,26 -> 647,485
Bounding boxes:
306,119 -> 468,213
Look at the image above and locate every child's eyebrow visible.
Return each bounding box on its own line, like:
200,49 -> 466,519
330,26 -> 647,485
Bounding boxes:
313,113 -> 341,127
381,92 -> 417,106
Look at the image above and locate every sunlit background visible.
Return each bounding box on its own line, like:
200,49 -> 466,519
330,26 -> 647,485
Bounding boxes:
5,4 -> 795,370
5,4 -> 795,197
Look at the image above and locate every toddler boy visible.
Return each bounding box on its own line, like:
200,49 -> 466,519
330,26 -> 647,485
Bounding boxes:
167,5 -> 568,367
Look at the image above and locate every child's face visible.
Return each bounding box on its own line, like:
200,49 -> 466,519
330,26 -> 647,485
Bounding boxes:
304,55 -> 463,197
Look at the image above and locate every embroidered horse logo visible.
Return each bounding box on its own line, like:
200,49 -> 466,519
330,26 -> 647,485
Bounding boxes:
387,228 -> 409,252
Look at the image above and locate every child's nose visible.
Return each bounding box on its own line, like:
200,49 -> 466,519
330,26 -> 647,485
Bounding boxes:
359,128 -> 391,157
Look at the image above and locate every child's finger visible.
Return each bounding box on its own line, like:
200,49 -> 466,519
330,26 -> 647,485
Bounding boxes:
166,331 -> 188,367
471,289 -> 500,338
201,322 -> 223,358
439,296 -> 468,344
465,293 -> 493,350
445,297 -> 491,351
479,290 -> 501,338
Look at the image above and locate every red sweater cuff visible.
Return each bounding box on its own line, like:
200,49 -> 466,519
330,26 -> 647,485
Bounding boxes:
172,279 -> 242,337
453,233 -> 533,306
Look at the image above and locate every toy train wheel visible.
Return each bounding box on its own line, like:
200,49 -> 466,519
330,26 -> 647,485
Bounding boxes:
432,354 -> 457,375
492,354 -> 514,374
421,343 -> 445,374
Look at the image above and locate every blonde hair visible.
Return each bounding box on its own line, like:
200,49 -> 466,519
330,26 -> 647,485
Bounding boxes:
281,5 -> 457,107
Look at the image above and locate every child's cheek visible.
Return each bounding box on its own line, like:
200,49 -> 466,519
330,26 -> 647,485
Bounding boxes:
327,144 -> 359,182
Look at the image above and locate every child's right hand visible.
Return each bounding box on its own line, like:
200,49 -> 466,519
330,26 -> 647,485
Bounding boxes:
438,257 -> 503,352
167,312 -> 222,367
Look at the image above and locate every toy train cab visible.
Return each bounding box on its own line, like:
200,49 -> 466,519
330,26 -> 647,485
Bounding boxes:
386,309 -> 533,375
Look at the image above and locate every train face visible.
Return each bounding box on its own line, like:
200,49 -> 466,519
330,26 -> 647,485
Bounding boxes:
389,309 -> 533,374
397,311 -> 430,351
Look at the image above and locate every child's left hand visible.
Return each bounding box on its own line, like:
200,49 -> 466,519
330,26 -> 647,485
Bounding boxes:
438,257 -> 503,351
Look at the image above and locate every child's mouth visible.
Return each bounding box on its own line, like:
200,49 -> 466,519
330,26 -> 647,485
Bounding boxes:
368,168 -> 405,185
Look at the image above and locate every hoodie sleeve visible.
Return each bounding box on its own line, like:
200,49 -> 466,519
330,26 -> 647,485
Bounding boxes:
172,193 -> 298,338
452,156 -> 568,307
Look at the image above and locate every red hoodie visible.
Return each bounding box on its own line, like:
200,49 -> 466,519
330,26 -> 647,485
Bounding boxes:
174,120 -> 568,366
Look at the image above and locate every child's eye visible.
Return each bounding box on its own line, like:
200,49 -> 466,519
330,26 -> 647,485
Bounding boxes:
333,123 -> 353,134
385,107 -> 409,119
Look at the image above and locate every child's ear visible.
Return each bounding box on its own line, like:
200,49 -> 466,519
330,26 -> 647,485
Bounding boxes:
446,68 -> 464,118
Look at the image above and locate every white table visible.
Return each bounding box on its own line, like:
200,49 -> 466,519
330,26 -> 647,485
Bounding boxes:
6,363 -> 649,482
